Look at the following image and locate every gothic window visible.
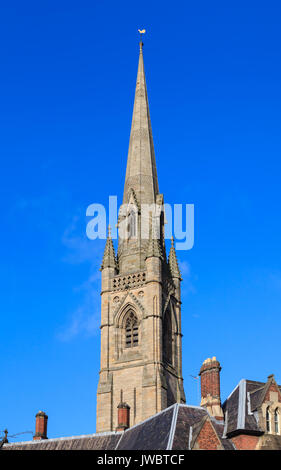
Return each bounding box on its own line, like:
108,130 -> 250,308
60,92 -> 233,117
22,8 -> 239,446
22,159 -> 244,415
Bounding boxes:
125,311 -> 138,348
266,406 -> 271,432
274,409 -> 279,434
163,309 -> 173,365
127,210 -> 136,239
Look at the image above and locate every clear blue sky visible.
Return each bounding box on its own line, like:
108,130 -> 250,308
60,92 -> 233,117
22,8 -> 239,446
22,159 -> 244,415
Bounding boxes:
1,0 -> 281,441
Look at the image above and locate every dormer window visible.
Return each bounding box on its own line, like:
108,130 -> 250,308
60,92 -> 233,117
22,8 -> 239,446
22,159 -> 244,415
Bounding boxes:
274,409 -> 279,434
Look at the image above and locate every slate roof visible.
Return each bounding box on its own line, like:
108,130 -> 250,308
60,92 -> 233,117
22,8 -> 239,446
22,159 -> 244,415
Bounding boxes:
2,404 -> 234,451
117,406 -> 174,450
222,378 -> 281,437
2,432 -> 121,451
171,405 -> 205,449
248,384 -> 265,412
5,379 -> 281,451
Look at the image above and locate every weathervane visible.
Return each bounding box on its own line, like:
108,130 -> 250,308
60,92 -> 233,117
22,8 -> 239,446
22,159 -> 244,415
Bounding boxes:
138,28 -> 146,42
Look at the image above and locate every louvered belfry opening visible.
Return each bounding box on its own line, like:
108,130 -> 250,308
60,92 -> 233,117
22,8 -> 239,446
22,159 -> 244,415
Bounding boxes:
125,311 -> 138,348
163,309 -> 173,365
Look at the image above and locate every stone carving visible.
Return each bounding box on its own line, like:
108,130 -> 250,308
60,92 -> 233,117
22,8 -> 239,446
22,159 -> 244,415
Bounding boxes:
112,272 -> 146,291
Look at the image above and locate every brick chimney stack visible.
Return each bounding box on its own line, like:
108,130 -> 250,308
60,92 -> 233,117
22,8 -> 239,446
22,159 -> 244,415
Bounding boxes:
199,357 -> 224,421
116,402 -> 130,432
33,411 -> 48,440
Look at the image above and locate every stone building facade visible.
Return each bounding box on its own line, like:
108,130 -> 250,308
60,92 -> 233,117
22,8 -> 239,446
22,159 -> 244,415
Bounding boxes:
96,41 -> 186,433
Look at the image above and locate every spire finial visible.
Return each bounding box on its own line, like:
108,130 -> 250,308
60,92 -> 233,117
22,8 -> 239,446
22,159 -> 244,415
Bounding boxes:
138,28 -> 146,50
100,226 -> 117,271
145,213 -> 163,261
168,237 -> 182,280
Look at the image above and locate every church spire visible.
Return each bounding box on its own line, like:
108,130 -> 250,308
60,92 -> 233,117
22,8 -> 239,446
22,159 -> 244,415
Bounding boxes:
123,41 -> 159,206
96,39 -> 186,433
100,226 -> 117,271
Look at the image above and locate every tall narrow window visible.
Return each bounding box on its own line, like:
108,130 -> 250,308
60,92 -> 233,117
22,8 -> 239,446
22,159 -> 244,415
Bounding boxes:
125,312 -> 138,348
266,406 -> 271,432
163,309 -> 173,365
127,211 -> 136,239
274,409 -> 279,434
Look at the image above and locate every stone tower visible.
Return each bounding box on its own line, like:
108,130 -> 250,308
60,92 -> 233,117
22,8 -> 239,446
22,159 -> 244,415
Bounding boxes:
96,41 -> 186,433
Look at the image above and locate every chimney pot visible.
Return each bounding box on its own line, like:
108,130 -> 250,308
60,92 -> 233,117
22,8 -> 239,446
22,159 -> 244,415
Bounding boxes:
199,357 -> 223,421
116,402 -> 130,432
33,411 -> 48,440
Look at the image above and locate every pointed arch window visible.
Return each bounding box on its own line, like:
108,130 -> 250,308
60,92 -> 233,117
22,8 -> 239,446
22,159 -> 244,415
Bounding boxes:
266,406 -> 271,432
274,408 -> 279,434
125,311 -> 138,348
127,210 -> 137,239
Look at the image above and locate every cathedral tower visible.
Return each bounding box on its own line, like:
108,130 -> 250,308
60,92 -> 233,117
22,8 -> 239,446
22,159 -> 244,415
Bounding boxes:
96,41 -> 186,433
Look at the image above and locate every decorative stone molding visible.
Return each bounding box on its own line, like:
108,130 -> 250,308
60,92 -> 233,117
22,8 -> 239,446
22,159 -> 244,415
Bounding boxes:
162,277 -> 175,296
113,291 -> 147,327
112,272 -> 146,291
